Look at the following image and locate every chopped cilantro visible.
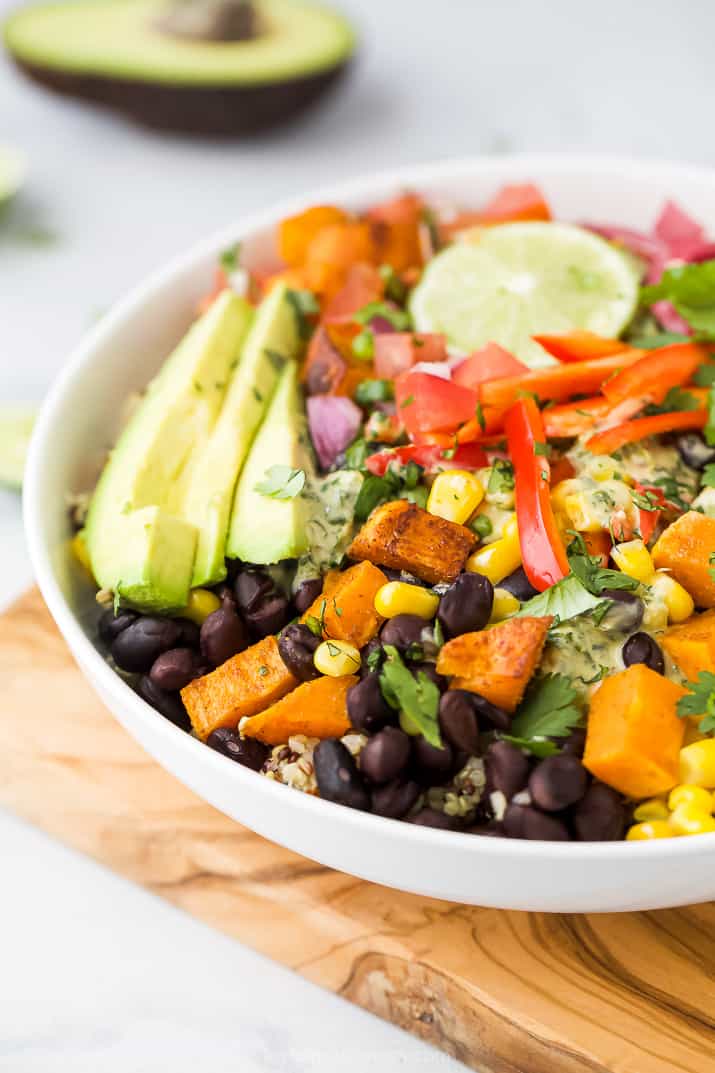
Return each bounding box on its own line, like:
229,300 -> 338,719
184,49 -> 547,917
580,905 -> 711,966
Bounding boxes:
366,646 -> 384,672
378,264 -> 407,304
676,671 -> 715,734
353,471 -> 400,521
567,532 -> 639,595
509,673 -> 582,744
354,379 -> 394,406
645,385 -> 700,415
705,387 -> 715,446
694,363 -> 715,387
631,489 -> 666,512
487,458 -> 515,495
344,436 -> 368,472
470,513 -> 492,539
354,301 -> 412,331
703,463 -> 715,489
640,261 -> 715,337
305,615 -> 323,638
475,401 -> 486,433
252,386 -> 263,403
516,574 -> 606,625
400,394 -> 415,409
258,665 -> 269,677
219,242 -> 241,274
379,644 -> 441,747
254,465 -> 306,500
499,735 -> 561,758
352,329 -> 375,361
534,441 -> 550,457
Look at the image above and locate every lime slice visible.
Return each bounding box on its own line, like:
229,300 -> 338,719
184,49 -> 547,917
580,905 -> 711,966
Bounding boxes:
410,222 -> 640,367
0,406 -> 36,489
0,145 -> 26,206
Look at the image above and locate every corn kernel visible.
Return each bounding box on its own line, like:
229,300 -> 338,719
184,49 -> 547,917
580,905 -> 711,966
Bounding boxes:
427,469 -> 485,526
626,820 -> 674,841
668,784 -> 713,814
374,581 -> 440,620
632,798 -> 670,823
679,739 -> 715,789
668,803 -> 715,836
181,588 -> 221,626
611,539 -> 655,583
314,639 -> 362,677
466,514 -> 521,585
489,588 -> 520,623
70,531 -> 94,577
651,571 -> 695,624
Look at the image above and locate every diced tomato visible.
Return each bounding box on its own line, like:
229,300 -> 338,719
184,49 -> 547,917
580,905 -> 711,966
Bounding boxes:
395,372 -> 478,435
602,343 -> 707,407
365,442 -> 487,476
481,183 -> 551,223
373,332 -> 448,379
533,331 -> 631,363
633,483 -> 667,543
322,263 -> 384,323
452,343 -> 527,389
581,530 -> 611,567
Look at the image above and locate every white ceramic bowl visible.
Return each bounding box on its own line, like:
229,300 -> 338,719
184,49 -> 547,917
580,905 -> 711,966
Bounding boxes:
25,154 -> 715,912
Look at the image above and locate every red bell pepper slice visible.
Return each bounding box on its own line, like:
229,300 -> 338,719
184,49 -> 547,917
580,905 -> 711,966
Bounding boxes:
533,331 -> 631,363
601,342 -> 707,406
480,349 -> 645,410
586,408 -> 707,455
395,372 -> 477,435
373,332 -> 448,379
452,343 -> 527,389
365,442 -> 487,476
542,396 -> 612,439
633,483 -> 667,544
505,397 -> 570,592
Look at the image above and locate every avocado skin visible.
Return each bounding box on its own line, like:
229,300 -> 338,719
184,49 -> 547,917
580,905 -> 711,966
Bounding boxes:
10,58 -> 350,135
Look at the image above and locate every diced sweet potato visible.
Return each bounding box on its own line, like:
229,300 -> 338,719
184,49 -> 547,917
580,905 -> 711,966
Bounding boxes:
301,561 -> 387,647
348,500 -> 475,585
436,616 -> 552,712
583,665 -> 686,797
241,674 -> 357,744
660,610 -> 715,680
652,511 -> 715,608
181,636 -> 297,741
279,205 -> 350,266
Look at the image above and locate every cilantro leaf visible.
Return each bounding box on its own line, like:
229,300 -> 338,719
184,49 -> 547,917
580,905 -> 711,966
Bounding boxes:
344,436 -> 368,472
676,671 -> 715,734
510,674 -> 582,742
353,471 -> 400,521
567,532 -> 639,595
499,735 -> 561,758
354,378 -> 394,406
516,574 -> 606,625
640,261 -> 715,337
255,465 -> 306,500
705,387 -> 715,447
219,242 -> 241,274
694,363 -> 715,387
487,458 -> 515,495
645,386 -> 700,415
379,644 -> 442,747
354,301 -> 412,331
702,463 -> 715,489
628,331 -> 692,350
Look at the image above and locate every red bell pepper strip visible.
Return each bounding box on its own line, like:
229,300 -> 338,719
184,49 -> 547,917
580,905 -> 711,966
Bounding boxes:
542,396 -> 612,439
585,408 -> 707,455
601,342 -> 707,406
480,349 -> 645,410
365,442 -> 488,476
533,331 -> 631,363
505,397 -> 570,592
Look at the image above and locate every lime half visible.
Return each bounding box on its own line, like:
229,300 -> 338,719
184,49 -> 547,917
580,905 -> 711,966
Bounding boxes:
0,406 -> 36,489
410,222 -> 640,367
0,145 -> 26,206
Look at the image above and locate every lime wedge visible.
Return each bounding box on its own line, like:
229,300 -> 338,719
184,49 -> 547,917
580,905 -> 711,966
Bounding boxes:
0,145 -> 26,206
410,222 -> 640,367
0,406 -> 36,489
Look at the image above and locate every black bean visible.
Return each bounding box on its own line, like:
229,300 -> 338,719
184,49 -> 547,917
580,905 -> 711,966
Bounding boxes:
360,727 -> 411,784
111,617 -> 183,673
438,691 -> 480,754
371,779 -> 421,819
622,631 -> 664,674
98,608 -> 138,644
234,569 -> 274,614
408,807 -> 462,830
278,623 -> 320,681
314,739 -> 371,811
206,727 -> 269,771
528,754 -> 589,812
360,638 -> 384,677
411,661 -> 445,689
676,432 -> 715,470
380,614 -> 425,653
467,821 -> 505,838
469,693 -> 512,733
502,803 -> 570,841
245,594 -> 291,638
200,606 -> 247,667
499,566 -> 538,602
483,740 -> 530,800
600,590 -> 644,634
294,578 -> 323,615
411,736 -> 453,782
149,648 -> 201,692
346,672 -> 394,734
175,618 -> 201,650
136,675 -> 191,731
560,727 -> 587,757
437,573 -> 494,637
572,783 -> 625,842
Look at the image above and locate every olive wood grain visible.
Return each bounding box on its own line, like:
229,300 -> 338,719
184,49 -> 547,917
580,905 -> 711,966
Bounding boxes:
1,588 -> 713,1073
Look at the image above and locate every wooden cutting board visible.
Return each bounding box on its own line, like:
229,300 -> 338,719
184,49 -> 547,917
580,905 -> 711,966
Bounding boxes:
1,588 -> 713,1073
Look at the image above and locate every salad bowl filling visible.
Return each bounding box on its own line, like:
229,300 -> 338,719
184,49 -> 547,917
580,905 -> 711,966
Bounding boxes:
76,182 -> 715,843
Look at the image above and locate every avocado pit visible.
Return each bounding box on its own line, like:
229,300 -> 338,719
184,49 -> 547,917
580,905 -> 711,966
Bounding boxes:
155,0 -> 259,44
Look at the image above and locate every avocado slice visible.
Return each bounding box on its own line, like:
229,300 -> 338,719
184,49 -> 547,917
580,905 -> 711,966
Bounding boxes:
3,0 -> 355,136
185,281 -> 303,586
227,360 -> 310,565
0,145 -> 25,206
85,290 -> 253,612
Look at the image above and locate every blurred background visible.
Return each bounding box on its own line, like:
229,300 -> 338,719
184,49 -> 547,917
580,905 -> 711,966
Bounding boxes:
1,1 -> 715,1069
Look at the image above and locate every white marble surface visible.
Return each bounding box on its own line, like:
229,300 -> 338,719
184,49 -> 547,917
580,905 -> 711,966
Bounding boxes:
2,0 -> 715,1068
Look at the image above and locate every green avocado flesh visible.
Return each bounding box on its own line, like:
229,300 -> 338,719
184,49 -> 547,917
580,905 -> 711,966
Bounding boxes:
0,146 -> 25,205
227,360 -> 310,565
3,0 -> 355,86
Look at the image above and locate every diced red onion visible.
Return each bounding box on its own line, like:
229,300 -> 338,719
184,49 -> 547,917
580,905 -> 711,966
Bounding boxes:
410,361 -> 452,379
654,200 -> 705,260
651,300 -> 692,335
369,315 -> 398,334
581,222 -> 667,281
307,395 -> 362,470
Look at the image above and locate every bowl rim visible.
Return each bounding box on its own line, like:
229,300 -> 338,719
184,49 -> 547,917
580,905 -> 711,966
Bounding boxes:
24,151 -> 715,863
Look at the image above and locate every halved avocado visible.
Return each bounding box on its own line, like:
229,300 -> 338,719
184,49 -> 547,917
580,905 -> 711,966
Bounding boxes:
3,0 -> 355,135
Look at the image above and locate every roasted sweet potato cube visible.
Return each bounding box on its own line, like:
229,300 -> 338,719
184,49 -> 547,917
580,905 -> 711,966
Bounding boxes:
241,674 -> 357,745
660,610 -> 715,680
181,636 -> 297,741
301,560 -> 387,647
652,511 -> 715,608
436,616 -> 552,712
348,500 -> 475,585
583,665 -> 685,797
